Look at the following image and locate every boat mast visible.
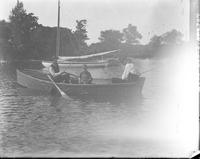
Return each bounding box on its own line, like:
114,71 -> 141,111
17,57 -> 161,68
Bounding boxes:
56,0 -> 60,58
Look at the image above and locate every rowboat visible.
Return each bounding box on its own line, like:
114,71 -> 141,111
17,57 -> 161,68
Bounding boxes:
17,69 -> 145,99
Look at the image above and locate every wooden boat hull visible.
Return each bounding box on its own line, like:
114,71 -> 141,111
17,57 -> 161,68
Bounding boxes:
42,59 -> 123,79
42,58 -> 121,68
42,61 -> 108,68
17,69 -> 145,98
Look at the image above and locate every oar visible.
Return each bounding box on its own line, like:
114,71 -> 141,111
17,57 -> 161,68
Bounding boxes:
47,74 -> 72,100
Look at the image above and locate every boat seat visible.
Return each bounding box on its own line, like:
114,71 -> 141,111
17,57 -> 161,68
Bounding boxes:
112,78 -> 125,83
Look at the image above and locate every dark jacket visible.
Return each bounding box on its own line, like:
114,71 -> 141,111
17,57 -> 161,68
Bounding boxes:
80,70 -> 92,84
50,62 -> 60,73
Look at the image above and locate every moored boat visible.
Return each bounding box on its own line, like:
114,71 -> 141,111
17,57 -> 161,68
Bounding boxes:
42,59 -> 120,68
42,58 -> 123,79
17,69 -> 145,99
41,0 -> 122,79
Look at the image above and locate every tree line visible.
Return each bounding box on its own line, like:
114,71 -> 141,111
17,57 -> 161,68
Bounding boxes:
0,1 -> 184,61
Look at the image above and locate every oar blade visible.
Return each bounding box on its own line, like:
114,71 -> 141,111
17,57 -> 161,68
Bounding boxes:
63,94 -> 72,100
47,74 -> 72,100
60,90 -> 71,100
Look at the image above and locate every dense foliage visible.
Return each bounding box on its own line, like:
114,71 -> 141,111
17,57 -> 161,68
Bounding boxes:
9,1 -> 39,60
123,24 -> 142,44
0,1 -> 184,61
98,30 -> 123,49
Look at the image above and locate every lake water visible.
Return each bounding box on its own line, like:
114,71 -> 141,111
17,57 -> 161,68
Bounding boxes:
0,49 -> 198,157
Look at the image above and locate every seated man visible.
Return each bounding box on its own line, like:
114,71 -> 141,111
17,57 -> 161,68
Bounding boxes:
48,58 -> 70,83
79,64 -> 93,84
122,58 -> 140,82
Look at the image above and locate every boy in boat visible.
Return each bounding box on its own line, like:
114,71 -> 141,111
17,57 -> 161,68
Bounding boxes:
49,58 -> 70,83
122,58 -> 140,82
79,64 -> 93,84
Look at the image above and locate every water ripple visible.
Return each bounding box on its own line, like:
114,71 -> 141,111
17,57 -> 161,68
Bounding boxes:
0,61 -> 194,157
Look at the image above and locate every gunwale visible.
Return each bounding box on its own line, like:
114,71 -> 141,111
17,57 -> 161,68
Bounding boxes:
17,69 -> 145,98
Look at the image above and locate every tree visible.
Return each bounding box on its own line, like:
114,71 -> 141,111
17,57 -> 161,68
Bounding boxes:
148,29 -> 183,48
160,29 -> 183,45
123,24 -> 142,44
98,29 -> 123,49
147,29 -> 184,58
73,19 -> 89,54
0,20 -> 13,60
0,20 -> 11,40
148,35 -> 162,48
9,0 -> 39,59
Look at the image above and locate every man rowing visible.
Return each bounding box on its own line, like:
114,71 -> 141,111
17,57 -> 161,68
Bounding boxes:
48,58 -> 70,83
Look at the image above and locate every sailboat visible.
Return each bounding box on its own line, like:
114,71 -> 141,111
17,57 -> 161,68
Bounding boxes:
42,0 -> 122,77
16,0 -> 145,99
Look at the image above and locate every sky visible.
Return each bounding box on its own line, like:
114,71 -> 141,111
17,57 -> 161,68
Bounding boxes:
0,0 -> 189,44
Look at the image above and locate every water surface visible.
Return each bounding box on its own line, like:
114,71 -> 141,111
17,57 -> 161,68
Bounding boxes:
0,56 -> 198,157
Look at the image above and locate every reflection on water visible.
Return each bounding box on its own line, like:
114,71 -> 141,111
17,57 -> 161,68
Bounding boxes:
0,55 -> 198,157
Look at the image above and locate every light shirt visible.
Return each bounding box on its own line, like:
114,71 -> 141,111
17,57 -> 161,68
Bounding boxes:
122,63 -> 136,80
48,66 -> 56,77
48,65 -> 61,77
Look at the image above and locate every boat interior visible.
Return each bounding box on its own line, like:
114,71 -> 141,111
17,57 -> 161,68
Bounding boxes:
20,69 -> 139,85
